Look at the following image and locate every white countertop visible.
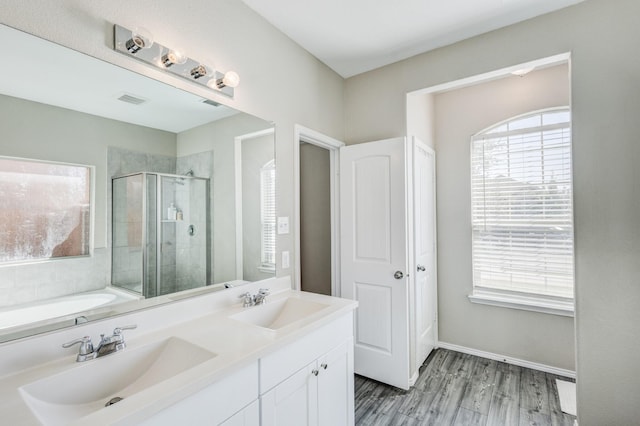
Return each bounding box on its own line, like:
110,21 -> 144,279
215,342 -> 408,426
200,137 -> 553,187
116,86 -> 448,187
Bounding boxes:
0,281 -> 357,425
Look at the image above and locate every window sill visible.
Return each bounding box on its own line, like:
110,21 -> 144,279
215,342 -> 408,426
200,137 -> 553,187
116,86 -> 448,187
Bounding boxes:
468,289 -> 574,317
258,265 -> 275,274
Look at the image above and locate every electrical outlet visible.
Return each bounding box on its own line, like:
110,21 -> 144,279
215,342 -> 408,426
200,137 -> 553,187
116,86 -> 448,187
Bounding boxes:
282,251 -> 290,269
277,217 -> 290,234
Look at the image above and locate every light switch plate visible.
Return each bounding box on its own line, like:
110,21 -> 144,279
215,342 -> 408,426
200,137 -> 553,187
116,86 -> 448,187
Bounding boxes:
281,251 -> 290,269
277,216 -> 289,234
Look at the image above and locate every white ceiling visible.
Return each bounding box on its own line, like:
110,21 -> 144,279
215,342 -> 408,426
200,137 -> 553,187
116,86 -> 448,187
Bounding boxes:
241,0 -> 584,78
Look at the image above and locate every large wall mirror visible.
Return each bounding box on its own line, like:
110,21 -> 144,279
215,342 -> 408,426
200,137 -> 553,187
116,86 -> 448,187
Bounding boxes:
0,24 -> 275,343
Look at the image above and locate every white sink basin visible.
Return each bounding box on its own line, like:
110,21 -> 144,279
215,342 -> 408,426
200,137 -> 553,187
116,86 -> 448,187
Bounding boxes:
19,337 -> 216,425
230,297 -> 330,330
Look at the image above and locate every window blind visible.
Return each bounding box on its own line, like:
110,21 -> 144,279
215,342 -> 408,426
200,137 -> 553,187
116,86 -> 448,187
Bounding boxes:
260,160 -> 276,268
470,109 -> 574,298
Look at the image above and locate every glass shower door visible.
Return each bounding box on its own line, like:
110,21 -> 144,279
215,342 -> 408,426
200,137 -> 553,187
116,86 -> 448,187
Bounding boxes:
158,175 -> 209,296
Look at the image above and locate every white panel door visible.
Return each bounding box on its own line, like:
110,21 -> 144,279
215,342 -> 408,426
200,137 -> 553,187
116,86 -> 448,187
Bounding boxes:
340,137 -> 410,390
412,138 -> 437,370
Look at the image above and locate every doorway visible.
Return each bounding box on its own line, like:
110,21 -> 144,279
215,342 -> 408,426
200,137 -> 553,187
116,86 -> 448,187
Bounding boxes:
293,125 -> 344,295
299,143 -> 331,294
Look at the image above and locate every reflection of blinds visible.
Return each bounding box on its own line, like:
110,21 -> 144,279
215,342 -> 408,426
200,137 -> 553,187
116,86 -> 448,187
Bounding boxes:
471,108 -> 574,298
260,160 -> 276,267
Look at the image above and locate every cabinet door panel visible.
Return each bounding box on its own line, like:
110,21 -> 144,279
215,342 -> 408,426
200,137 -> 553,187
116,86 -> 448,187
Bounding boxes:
318,339 -> 354,426
220,400 -> 259,426
261,363 -> 319,426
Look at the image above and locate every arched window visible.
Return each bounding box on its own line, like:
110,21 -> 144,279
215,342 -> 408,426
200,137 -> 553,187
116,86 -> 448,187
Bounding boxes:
470,108 -> 574,312
260,159 -> 276,270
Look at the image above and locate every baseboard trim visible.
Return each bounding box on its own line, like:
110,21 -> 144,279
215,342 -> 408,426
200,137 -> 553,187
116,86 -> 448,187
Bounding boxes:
437,341 -> 576,379
408,370 -> 419,387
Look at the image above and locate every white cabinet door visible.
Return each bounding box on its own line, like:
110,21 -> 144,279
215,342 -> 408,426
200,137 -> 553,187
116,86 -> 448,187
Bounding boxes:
261,363 -> 319,426
220,400 -> 260,426
412,138 -> 437,371
340,137 -> 411,390
317,340 -> 354,426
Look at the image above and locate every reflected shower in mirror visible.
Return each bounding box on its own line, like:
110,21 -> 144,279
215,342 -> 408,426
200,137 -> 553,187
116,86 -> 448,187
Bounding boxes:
0,23 -> 275,342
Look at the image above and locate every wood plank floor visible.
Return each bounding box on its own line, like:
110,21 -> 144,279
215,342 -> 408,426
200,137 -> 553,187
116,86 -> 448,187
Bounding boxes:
355,348 -> 576,426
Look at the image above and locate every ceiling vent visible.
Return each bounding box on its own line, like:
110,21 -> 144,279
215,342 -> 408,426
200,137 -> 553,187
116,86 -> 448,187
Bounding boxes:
117,93 -> 147,105
202,99 -> 221,107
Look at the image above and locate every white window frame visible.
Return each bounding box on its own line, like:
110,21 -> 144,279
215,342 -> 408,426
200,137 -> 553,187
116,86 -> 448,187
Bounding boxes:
0,155 -> 94,265
468,108 -> 575,316
259,159 -> 276,273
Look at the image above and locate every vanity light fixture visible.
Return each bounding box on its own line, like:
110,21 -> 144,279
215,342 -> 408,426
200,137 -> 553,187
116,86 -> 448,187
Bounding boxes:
113,24 -> 239,98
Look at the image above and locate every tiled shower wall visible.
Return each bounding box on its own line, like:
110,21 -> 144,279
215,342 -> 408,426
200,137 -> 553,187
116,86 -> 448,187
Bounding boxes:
176,151 -> 213,292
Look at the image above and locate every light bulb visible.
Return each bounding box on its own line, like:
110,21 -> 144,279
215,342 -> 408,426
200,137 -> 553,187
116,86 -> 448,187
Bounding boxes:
190,64 -> 211,79
126,27 -> 154,54
212,71 -> 240,89
222,71 -> 240,88
161,49 -> 187,67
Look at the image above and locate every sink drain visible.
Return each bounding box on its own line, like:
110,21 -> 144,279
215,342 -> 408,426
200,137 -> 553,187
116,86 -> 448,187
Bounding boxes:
105,396 -> 124,407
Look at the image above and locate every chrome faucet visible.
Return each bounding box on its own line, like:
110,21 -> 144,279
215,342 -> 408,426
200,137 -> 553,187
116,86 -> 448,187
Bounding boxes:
238,288 -> 270,307
62,324 -> 137,362
254,288 -> 270,305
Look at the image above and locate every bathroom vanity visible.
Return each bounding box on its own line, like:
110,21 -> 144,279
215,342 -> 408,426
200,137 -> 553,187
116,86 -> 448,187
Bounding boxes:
0,277 -> 357,425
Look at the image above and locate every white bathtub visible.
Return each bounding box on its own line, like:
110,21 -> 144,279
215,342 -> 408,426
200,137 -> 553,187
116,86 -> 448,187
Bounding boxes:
0,289 -> 136,330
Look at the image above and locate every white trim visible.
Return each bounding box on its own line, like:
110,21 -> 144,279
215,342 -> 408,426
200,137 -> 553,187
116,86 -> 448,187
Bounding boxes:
468,288 -> 574,317
234,137 -> 243,278
437,341 -> 576,379
407,53 -> 571,97
408,369 -> 419,387
293,124 -> 345,295
234,128 -> 276,279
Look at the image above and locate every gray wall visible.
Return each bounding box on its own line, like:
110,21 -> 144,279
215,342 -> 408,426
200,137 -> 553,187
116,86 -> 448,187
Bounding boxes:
300,143 -> 331,295
344,1 -> 640,423
434,64 -> 575,369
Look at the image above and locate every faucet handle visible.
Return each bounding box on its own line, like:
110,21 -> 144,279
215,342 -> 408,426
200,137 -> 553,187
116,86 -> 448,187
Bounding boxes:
239,292 -> 254,307
62,336 -> 94,356
113,324 -> 137,335
258,288 -> 270,295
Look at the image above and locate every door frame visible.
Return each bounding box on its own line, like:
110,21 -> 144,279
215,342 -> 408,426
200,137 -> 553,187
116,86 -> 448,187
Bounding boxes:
293,124 -> 344,295
234,127 -> 276,278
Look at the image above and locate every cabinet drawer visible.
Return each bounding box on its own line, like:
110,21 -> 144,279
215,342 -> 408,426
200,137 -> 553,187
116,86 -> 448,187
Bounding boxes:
260,313 -> 353,393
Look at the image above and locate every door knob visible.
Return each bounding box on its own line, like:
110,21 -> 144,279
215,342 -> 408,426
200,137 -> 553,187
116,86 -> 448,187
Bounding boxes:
394,271 -> 404,280
417,265 -> 426,272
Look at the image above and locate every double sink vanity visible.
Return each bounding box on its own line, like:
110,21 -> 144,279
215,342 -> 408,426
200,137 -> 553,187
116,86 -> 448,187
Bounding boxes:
0,277 -> 357,425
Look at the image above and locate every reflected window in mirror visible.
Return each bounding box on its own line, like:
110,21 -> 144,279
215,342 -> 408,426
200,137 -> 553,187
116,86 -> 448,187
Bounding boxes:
260,159 -> 276,272
0,157 -> 92,263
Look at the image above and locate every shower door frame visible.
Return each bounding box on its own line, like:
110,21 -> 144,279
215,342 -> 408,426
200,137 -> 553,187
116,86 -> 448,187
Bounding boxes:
153,172 -> 211,298
111,172 -> 211,299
